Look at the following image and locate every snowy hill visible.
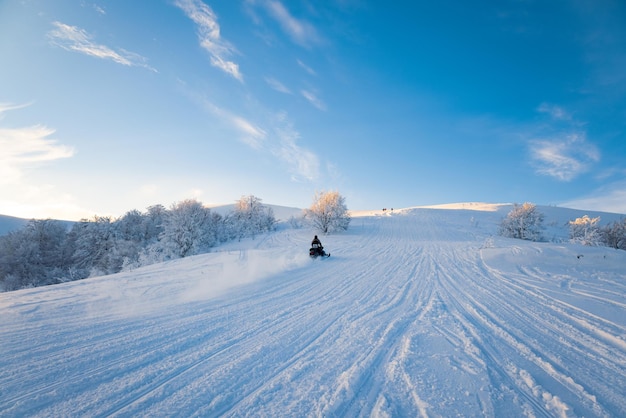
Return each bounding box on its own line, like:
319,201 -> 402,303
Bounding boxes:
1,204 -> 626,417
0,214 -> 29,236
206,203 -> 303,221
0,214 -> 74,237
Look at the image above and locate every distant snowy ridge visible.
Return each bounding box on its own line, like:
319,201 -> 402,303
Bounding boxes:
0,214 -> 29,235
206,203 -> 303,221
2,202 -> 623,234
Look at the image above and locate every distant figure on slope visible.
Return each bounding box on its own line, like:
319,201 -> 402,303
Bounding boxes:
311,235 -> 323,250
310,235 -> 329,257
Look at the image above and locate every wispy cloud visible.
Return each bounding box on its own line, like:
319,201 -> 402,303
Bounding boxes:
92,4 -> 106,15
537,103 -> 572,121
174,0 -> 243,81
206,102 -> 318,180
48,22 -> 156,71
260,0 -> 322,47
301,89 -> 327,111
297,59 -> 316,76
529,133 -> 599,181
0,102 -> 31,117
265,77 -> 292,94
0,105 -> 75,185
0,124 -> 74,184
0,105 -> 87,219
192,93 -> 266,148
271,111 -> 319,181
192,91 -> 319,181
231,115 -> 267,149
528,105 -> 599,181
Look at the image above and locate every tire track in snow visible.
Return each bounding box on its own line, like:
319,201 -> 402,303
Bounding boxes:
101,276 -> 364,416
434,244 -> 618,417
475,248 -> 626,415
321,258 -> 436,417
430,245 -> 570,416
102,249 -> 395,417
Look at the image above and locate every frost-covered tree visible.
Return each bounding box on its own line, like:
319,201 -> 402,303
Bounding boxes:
110,210 -> 143,270
569,215 -> 602,246
230,195 -> 275,239
0,219 -> 69,290
601,218 -> 626,250
138,202 -> 224,266
305,190 -> 351,234
499,202 -> 544,241
71,216 -> 119,277
144,204 -> 167,243
155,199 -> 215,259
0,231 -> 33,291
26,219 -> 69,276
116,209 -> 146,242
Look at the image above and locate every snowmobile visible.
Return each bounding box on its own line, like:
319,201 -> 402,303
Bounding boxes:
309,244 -> 330,258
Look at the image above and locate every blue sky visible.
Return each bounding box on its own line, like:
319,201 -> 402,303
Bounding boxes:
1,0 -> 625,220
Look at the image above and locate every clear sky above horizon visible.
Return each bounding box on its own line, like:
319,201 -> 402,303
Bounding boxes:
1,0 -> 625,220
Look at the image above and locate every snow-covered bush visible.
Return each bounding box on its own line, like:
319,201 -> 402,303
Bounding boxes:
601,218 -> 626,250
569,215 -> 602,246
305,190 -> 351,234
499,202 -> 544,241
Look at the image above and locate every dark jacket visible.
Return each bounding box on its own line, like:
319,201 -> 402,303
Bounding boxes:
311,236 -> 323,249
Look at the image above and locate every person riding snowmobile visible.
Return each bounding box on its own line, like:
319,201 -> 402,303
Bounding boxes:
309,235 -> 328,257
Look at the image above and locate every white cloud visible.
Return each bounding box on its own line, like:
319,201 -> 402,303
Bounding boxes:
528,104 -> 600,181
48,22 -> 156,71
265,77 -> 292,94
231,115 -> 267,149
262,1 -> 322,47
193,94 -> 266,148
301,89 -> 327,111
0,102 -> 31,116
270,112 -> 319,181
195,95 -> 318,181
92,4 -> 106,15
297,59 -> 316,76
0,124 -> 75,185
0,105 -> 93,220
537,103 -> 572,121
175,0 -> 243,81
529,133 -> 600,181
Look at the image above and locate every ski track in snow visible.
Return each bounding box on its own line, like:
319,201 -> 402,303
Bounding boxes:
1,207 -> 626,417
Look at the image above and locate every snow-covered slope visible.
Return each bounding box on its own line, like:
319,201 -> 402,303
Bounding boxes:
0,214 -> 29,236
206,203 -> 303,221
1,205 -> 625,417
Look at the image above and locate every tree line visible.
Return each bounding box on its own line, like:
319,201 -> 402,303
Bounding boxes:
0,196 -> 276,291
0,191 -> 351,292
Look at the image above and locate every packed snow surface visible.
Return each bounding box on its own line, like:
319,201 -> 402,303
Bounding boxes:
1,205 -> 626,417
